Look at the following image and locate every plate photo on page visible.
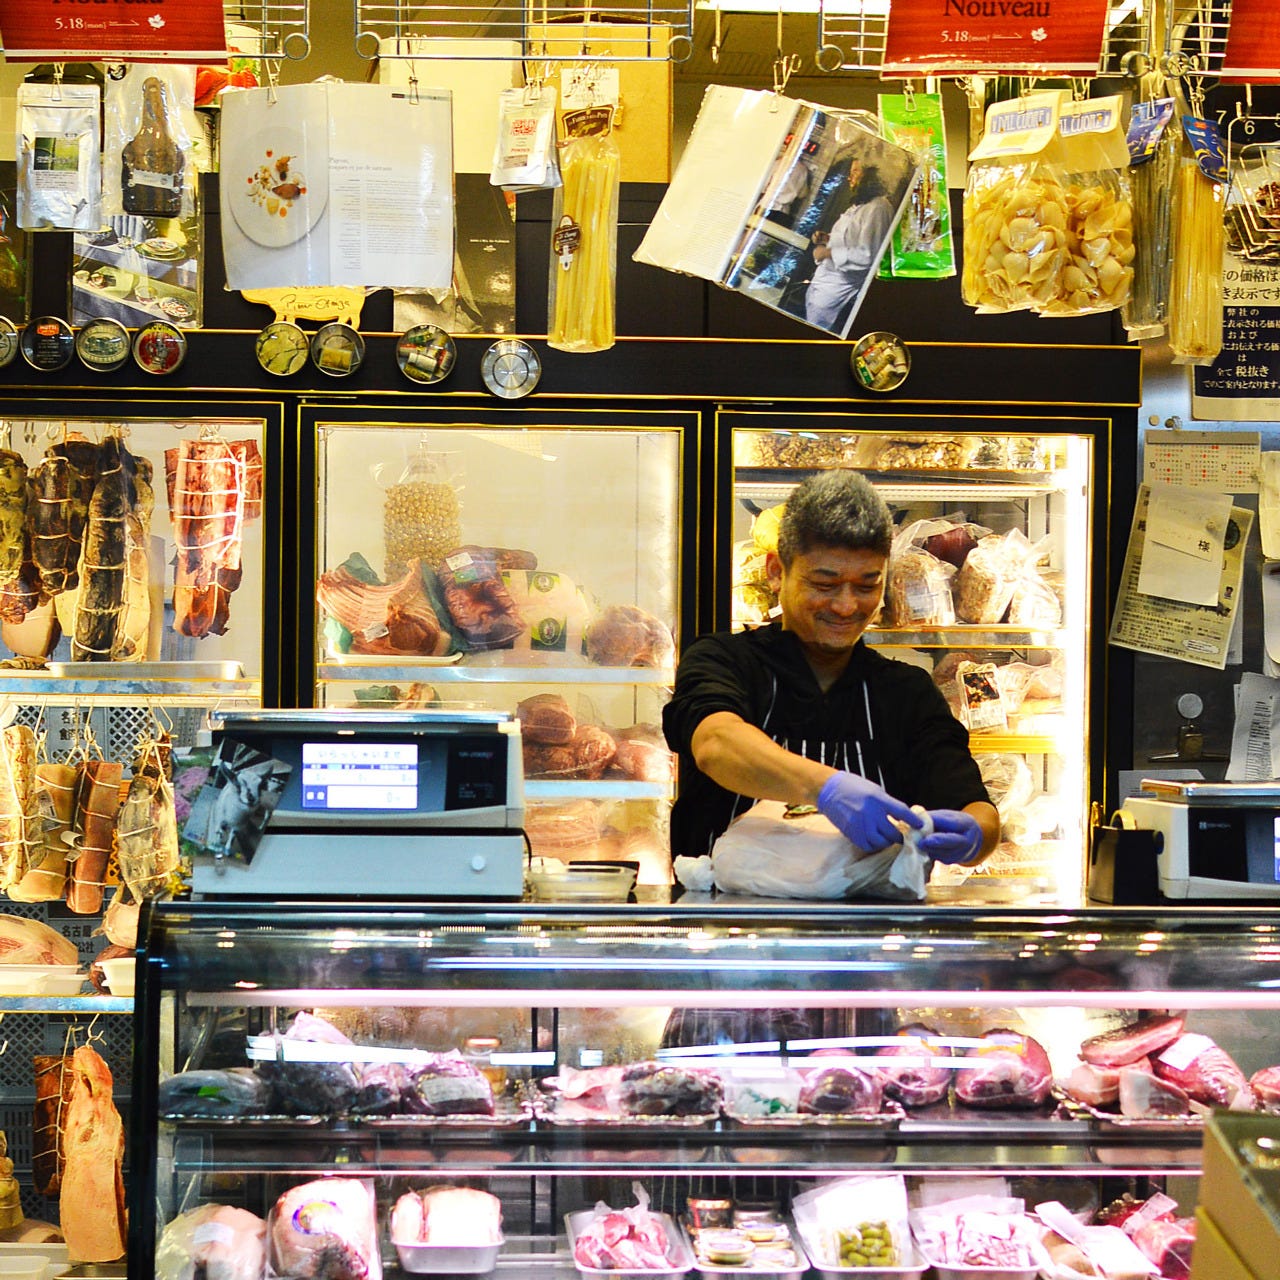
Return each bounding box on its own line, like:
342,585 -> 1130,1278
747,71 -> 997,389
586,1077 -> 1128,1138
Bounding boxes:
230,128 -> 327,249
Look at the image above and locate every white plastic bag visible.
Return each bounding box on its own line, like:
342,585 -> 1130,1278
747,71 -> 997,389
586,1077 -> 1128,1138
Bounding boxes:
701,800 -> 929,901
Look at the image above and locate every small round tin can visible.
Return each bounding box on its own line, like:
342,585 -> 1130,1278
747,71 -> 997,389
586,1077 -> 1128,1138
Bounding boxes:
687,1197 -> 734,1231
0,316 -> 18,369
132,320 -> 187,376
21,316 -> 75,372
75,317 -> 131,372
311,322 -> 364,377
396,324 -> 456,385
256,321 -> 309,377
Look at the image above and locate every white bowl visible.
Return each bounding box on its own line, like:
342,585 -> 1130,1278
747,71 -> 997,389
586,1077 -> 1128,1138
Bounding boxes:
97,958 -> 136,997
393,1239 -> 502,1274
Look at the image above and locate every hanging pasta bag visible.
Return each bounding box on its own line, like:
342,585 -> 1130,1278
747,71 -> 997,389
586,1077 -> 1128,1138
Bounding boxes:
879,90 -> 954,278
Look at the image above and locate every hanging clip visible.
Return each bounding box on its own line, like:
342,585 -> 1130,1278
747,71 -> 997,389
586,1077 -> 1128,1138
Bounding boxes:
712,3 -> 722,65
51,63 -> 64,103
265,57 -> 280,106
772,54 -> 801,104
903,81 -> 917,114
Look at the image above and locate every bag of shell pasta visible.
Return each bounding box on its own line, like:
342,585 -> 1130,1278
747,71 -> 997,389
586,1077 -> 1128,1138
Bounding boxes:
1039,94 -> 1135,316
963,91 -> 1069,314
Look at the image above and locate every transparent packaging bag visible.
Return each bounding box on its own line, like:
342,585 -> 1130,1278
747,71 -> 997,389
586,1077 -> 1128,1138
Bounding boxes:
490,85 -> 561,192
1123,92 -> 1178,340
17,81 -> 102,231
103,64 -> 197,219
878,91 -> 954,279
1169,123 -> 1225,366
377,445 -> 462,579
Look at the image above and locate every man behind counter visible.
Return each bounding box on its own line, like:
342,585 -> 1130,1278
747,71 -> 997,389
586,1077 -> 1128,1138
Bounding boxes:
664,469 -> 999,871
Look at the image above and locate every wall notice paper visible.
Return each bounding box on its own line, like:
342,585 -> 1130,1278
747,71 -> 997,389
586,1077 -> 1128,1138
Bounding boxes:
1227,671 -> 1280,781
220,83 -> 453,290
1143,428 -> 1260,493
1263,565 -> 1280,669
1261,453 -> 1280,559
1137,483 -> 1233,606
1109,483 -> 1253,670
634,84 -> 919,339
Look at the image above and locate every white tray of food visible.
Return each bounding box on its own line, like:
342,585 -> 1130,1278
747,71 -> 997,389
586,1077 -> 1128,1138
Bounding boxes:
567,1210 -> 696,1280
687,1220 -> 810,1277
393,1238 -> 503,1274
794,1221 -> 927,1279
0,966 -> 86,996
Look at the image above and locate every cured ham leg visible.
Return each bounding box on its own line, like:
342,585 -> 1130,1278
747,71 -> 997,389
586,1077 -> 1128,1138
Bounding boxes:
60,1045 -> 127,1263
8,761 -> 76,902
0,724 -> 36,892
112,452 -> 153,661
32,1054 -> 74,1196
117,737 -> 178,900
27,435 -> 99,597
67,759 -> 124,914
72,434 -> 135,661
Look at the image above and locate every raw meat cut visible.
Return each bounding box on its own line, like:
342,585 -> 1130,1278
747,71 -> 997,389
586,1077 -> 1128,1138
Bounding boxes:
585,603 -> 674,667
609,727 -> 675,784
524,725 -> 616,780
27,435 -> 99,597
573,1203 -> 672,1271
876,1022 -> 953,1107
1118,1065 -> 1190,1118
954,1029 -> 1053,1108
67,759 -> 124,914
60,1045 -> 126,1262
799,1064 -> 885,1114
0,913 -> 78,965
403,1054 -> 495,1117
71,433 -> 134,661
1079,1013 -> 1185,1068
516,693 -> 576,745
1131,1216 -> 1195,1280
155,1203 -> 266,1280
268,1178 -> 381,1280
317,555 -> 449,657
1153,1035 -> 1256,1109
390,1187 -> 502,1246
437,546 -> 527,650
8,762 -> 77,902
620,1061 -> 723,1116
1250,1065 -> 1280,1108
0,723 -> 36,892
1061,1062 -> 1121,1108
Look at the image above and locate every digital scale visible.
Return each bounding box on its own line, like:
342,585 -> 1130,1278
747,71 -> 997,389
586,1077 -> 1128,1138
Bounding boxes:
191,709 -> 526,900
1121,780 -> 1280,901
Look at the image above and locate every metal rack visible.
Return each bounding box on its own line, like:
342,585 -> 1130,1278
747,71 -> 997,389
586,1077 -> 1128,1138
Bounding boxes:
1161,0 -> 1232,81
223,0 -> 312,62
355,0 -> 693,61
818,0 -> 1153,77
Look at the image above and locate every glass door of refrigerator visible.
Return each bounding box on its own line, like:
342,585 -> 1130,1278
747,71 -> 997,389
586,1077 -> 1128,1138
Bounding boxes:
312,413 -> 690,886
725,416 -> 1096,905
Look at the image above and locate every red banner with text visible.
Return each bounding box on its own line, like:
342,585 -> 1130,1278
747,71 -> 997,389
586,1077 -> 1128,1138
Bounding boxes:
1221,0 -> 1280,82
0,0 -> 227,63
882,0 -> 1111,76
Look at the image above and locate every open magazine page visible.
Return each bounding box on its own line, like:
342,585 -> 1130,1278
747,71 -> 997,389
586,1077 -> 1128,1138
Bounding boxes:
633,85 -> 800,282
724,110 -> 919,338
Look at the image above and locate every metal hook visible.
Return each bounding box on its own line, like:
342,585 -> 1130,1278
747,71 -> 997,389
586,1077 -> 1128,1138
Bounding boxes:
265,58 -> 279,106
712,3 -> 722,65
51,63 -> 64,103
903,81 -> 917,115
771,54 -> 801,103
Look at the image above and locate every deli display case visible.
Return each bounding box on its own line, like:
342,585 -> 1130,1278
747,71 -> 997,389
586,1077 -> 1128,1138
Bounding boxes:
308,408 -> 695,886
128,900 -> 1280,1278
719,412 -> 1105,906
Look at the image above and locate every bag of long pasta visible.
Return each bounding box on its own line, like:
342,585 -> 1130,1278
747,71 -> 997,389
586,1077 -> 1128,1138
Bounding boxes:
548,107 -> 620,353
1122,92 -> 1178,340
1169,117 -> 1226,366
962,91 -> 1068,313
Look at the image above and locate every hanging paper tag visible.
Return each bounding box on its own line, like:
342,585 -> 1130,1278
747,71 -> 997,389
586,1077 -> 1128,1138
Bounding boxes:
1127,98 -> 1175,166
1182,117 -> 1227,182
561,66 -> 620,112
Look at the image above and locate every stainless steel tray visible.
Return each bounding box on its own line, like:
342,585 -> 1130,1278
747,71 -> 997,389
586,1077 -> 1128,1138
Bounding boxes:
49,660 -> 245,679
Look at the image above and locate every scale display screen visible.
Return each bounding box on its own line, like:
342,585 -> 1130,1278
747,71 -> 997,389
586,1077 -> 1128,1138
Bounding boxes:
301,742 -> 419,811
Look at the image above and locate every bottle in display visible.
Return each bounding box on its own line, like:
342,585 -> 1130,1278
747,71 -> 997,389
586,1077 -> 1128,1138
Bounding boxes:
121,77 -> 184,217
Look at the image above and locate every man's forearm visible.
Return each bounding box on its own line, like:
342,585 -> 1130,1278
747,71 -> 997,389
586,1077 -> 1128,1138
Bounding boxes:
691,712 -> 836,807
964,800 -> 1002,860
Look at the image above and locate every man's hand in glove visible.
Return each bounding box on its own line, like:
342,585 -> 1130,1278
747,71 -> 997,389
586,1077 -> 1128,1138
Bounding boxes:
918,809 -> 984,865
816,772 -> 922,852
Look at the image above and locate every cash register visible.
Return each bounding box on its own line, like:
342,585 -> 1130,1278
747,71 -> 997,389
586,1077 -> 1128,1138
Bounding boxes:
190,709 -> 526,899
1121,780 -> 1280,901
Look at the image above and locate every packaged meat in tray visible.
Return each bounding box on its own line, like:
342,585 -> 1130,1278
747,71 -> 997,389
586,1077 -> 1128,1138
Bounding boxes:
391,1186 -> 504,1274
722,1064 -> 904,1129
907,1195 -> 1049,1280
533,1063 -> 721,1127
568,1203 -> 696,1280
365,1093 -> 533,1130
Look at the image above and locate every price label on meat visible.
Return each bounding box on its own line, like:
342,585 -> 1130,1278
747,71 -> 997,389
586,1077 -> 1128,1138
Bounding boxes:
881,0 -> 1111,76
0,0 -> 228,63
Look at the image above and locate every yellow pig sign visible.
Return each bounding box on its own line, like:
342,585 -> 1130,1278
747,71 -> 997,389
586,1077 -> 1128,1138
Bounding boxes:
241,286 -> 366,326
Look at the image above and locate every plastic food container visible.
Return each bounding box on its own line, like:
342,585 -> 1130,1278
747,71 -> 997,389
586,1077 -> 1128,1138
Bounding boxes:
566,1210 -> 696,1280
0,1243 -> 68,1280
0,966 -> 85,996
97,958 -> 136,997
392,1238 -> 503,1274
690,1224 -> 810,1278
528,861 -> 637,903
794,1223 -> 927,1280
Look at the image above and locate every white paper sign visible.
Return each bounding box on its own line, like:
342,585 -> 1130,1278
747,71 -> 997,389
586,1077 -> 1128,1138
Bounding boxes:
1227,671 -> 1280,782
220,83 -> 453,290
1137,484 -> 1231,606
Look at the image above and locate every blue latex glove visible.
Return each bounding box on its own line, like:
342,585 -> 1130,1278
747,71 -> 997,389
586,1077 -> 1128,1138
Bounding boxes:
918,809 -> 984,865
816,772 -> 922,853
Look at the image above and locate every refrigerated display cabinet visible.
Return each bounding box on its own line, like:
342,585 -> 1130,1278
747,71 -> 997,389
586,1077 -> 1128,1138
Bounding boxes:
129,900 -> 1280,1278
720,412 -> 1104,906
309,410 -> 694,885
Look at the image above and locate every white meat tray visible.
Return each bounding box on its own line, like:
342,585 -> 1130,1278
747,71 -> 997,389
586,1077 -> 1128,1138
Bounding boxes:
393,1237 -> 502,1274
566,1211 -> 695,1280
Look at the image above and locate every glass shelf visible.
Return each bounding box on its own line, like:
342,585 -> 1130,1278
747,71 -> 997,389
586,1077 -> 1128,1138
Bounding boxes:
0,995 -> 133,1013
317,663 -> 674,686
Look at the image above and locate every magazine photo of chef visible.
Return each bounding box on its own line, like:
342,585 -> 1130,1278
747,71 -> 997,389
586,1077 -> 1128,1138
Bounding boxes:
727,118 -> 917,340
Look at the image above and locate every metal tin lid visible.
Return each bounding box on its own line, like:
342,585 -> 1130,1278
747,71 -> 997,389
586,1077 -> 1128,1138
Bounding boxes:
133,320 -> 187,375
397,324 -> 456,385
20,316 -> 75,372
0,317 -> 18,369
850,331 -> 911,393
75,317 -> 131,372
481,339 -> 541,399
256,321 -> 309,377
311,322 -> 364,377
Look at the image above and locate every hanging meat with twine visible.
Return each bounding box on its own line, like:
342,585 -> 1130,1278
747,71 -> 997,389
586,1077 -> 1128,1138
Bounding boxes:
27,431 -> 100,598
0,434 -> 28,586
112,452 -> 153,662
165,433 -> 262,639
8,714 -> 74,903
0,721 -> 37,895
65,714 -> 124,915
71,431 -> 136,662
116,728 -> 178,901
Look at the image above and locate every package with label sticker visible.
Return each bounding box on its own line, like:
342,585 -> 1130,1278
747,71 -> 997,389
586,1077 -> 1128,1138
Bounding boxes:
17,82 -> 102,231
879,91 -> 954,279
491,85 -> 561,192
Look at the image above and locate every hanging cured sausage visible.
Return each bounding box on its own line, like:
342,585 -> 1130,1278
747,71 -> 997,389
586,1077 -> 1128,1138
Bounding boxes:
116,733 -> 178,900
71,433 -> 135,661
112,453 -> 153,661
66,759 -> 124,914
0,724 -> 36,894
27,434 -> 100,598
8,761 -> 76,902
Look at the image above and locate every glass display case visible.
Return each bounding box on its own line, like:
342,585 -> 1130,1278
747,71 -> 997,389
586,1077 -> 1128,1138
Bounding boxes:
129,900 -> 1280,1279
312,413 -> 691,885
722,412 -> 1101,905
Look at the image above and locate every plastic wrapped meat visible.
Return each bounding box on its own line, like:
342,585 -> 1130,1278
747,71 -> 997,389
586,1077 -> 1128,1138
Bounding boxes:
573,1203 -> 672,1271
256,1012 -> 362,1117
798,1064 -> 885,1114
437,546 -> 528,650
954,1029 -> 1053,1109
1152,1034 -> 1256,1109
1079,1013 -> 1185,1068
620,1061 -> 722,1117
1131,1216 -> 1195,1279
352,1062 -> 409,1116
1118,1065 -> 1190,1118
1250,1064 -> 1280,1109
876,1023 -> 953,1107
158,1069 -> 268,1118
155,1204 -> 266,1280
390,1187 -> 502,1247
268,1179 -> 381,1280
404,1053 -> 495,1116
584,603 -> 674,668
1060,1061 -> 1123,1109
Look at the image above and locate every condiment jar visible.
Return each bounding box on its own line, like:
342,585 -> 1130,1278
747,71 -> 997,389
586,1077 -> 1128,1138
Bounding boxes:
463,1035 -> 507,1096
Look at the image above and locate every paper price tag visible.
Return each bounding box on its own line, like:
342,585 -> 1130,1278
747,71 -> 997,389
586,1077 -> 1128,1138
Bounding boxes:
1157,1032 -> 1214,1072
